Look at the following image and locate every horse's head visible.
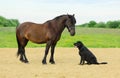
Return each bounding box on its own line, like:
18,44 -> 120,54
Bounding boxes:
65,14 -> 76,36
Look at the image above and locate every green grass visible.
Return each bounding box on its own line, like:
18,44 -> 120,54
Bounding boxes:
0,27 -> 120,48
58,27 -> 120,48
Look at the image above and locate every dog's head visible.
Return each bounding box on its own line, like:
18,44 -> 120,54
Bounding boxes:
74,41 -> 84,48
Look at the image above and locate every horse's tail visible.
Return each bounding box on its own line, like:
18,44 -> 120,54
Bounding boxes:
16,30 -> 21,57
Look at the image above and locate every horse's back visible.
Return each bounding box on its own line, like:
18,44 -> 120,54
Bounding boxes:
16,22 -> 45,33
16,22 -> 52,44
17,22 -> 39,29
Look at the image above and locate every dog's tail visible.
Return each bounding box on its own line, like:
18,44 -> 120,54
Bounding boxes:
99,62 -> 108,64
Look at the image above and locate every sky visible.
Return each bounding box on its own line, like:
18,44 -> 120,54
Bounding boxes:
0,0 -> 120,25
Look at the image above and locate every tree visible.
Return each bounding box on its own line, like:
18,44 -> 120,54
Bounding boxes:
94,22 -> 106,28
0,16 -> 7,27
106,21 -> 120,28
0,16 -> 19,27
8,19 -> 19,27
88,21 -> 97,27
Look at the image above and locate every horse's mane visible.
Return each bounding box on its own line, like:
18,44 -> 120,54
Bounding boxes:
54,15 -> 67,20
44,14 -> 73,24
44,15 -> 67,24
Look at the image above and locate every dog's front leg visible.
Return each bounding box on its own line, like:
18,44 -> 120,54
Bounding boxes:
82,59 -> 85,65
80,57 -> 85,65
80,57 -> 82,65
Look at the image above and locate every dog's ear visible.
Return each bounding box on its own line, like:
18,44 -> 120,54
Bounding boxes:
77,41 -> 81,43
77,41 -> 82,44
76,41 -> 84,48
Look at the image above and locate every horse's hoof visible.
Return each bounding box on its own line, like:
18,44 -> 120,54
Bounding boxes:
42,62 -> 47,65
49,60 -> 55,64
42,60 -> 47,64
20,58 -> 24,61
20,59 -> 29,63
50,62 -> 55,64
24,60 -> 29,63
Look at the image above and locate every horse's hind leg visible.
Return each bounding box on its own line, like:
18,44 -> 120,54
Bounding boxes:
22,39 -> 29,63
17,37 -> 29,63
20,46 -> 29,63
18,47 -> 24,62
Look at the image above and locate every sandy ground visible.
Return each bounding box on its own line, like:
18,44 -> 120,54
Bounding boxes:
0,48 -> 120,78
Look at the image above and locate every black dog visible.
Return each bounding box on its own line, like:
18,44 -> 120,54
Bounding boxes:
74,41 -> 107,65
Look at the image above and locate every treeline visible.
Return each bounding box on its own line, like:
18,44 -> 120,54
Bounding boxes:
1,15 -> 120,28
0,16 -> 19,27
78,20 -> 120,28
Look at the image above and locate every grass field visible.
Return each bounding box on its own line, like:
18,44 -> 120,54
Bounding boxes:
0,48 -> 120,78
0,27 -> 120,48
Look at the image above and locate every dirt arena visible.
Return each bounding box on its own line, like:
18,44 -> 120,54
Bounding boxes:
0,48 -> 120,78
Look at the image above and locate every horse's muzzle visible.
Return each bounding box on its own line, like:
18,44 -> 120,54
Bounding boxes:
70,30 -> 75,36
66,26 -> 75,36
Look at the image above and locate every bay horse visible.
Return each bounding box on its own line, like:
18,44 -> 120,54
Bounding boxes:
16,14 -> 76,64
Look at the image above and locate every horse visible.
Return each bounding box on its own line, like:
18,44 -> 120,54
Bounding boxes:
16,14 -> 76,64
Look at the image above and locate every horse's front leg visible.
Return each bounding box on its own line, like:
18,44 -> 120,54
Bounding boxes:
49,43 -> 57,64
42,42 -> 51,64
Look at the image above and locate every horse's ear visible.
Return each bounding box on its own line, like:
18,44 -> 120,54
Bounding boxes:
73,14 -> 75,17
